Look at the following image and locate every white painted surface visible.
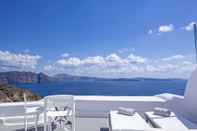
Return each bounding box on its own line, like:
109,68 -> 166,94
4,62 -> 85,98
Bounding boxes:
110,111 -> 152,131
156,93 -> 184,101
76,117 -> 108,131
0,117 -> 109,131
75,96 -> 165,117
0,96 -> 166,118
184,68 -> 197,123
155,68 -> 197,124
0,96 -> 165,131
0,94 -> 195,131
74,96 -> 165,102
145,111 -> 197,131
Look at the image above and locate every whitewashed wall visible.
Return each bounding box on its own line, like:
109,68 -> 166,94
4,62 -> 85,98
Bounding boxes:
0,96 -> 166,118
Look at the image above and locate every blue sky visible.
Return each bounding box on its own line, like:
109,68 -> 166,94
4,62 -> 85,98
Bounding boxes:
0,0 -> 197,78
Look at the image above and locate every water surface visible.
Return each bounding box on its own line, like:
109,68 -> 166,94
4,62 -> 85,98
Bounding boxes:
15,79 -> 187,97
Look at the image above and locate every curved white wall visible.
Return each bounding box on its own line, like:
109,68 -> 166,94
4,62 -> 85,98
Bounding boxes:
184,68 -> 197,122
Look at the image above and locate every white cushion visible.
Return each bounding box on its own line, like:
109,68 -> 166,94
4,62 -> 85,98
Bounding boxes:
118,107 -> 135,116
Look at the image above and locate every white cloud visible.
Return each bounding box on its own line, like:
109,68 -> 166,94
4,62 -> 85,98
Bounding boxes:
1,50 -> 195,78
148,24 -> 174,35
43,65 -> 53,71
44,53 -> 197,78
148,30 -> 153,35
127,54 -> 147,64
0,50 -> 41,71
182,22 -> 195,31
145,65 -> 160,72
162,55 -> 185,61
61,53 -> 69,58
83,56 -> 105,65
44,53 -> 148,76
148,22 -> 197,35
106,53 -> 121,62
57,57 -> 81,67
158,24 -> 174,33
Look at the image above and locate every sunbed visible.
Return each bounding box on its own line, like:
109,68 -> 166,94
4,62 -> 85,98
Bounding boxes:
109,110 -> 156,131
144,111 -> 197,131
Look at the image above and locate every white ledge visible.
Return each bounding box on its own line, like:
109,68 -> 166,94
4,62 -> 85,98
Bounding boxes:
0,95 -> 166,107
74,95 -> 166,102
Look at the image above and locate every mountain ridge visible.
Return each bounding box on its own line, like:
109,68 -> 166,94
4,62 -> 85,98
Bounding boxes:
0,71 -> 185,84
0,71 -> 55,84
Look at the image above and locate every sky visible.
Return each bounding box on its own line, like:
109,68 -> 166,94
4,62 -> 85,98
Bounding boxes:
0,0 -> 197,78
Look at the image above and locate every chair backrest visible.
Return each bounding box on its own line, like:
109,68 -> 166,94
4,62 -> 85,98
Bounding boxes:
44,95 -> 74,111
184,68 -> 197,120
43,95 -> 75,131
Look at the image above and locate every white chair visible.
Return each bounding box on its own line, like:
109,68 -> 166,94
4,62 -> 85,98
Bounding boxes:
24,93 -> 43,131
44,95 -> 75,131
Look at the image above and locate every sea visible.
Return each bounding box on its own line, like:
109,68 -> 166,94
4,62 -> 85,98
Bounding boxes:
14,79 -> 187,97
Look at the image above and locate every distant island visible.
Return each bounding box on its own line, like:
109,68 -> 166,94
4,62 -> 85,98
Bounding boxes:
0,71 -> 185,84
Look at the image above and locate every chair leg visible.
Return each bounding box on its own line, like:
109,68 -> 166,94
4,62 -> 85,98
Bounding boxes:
48,123 -> 50,131
24,115 -> 28,131
44,112 -> 47,131
72,115 -> 75,131
35,114 -> 39,131
48,122 -> 52,131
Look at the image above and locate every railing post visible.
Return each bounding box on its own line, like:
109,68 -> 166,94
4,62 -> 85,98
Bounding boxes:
44,98 -> 47,131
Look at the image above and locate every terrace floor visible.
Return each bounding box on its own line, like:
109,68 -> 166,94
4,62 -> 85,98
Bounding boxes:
0,117 -> 109,131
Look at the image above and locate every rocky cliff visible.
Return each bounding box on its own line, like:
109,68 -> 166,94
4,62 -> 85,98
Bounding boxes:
0,84 -> 42,102
0,71 -> 53,84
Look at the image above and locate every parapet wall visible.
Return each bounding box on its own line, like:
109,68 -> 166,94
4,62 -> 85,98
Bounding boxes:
0,95 -> 166,118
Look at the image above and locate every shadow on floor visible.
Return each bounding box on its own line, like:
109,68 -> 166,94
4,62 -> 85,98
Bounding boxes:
14,126 -> 44,131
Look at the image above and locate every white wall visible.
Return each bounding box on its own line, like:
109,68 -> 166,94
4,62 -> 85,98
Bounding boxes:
0,96 -> 166,118
156,68 -> 197,124
74,96 -> 166,117
183,68 -> 197,123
